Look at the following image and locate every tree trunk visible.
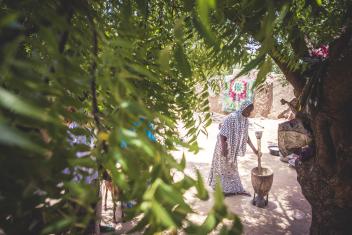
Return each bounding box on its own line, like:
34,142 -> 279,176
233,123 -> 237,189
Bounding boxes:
296,30 -> 352,234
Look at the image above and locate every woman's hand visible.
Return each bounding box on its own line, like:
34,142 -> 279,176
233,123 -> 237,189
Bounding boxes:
220,135 -> 228,160
218,123 -> 223,130
222,148 -> 229,163
280,99 -> 287,105
222,148 -> 228,158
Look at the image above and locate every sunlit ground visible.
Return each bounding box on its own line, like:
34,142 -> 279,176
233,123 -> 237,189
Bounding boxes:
102,115 -> 311,235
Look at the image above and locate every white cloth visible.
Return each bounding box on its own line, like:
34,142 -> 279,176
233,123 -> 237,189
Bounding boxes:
208,135 -> 245,194
208,101 -> 252,193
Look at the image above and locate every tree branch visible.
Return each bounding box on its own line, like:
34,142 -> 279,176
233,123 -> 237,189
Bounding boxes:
58,8 -> 74,54
223,7 -> 307,95
89,19 -> 108,156
90,25 -> 100,131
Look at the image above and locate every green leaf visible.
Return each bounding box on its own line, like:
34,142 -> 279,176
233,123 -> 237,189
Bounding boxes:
144,179 -> 162,200
192,15 -> 218,47
0,13 -> 19,28
189,142 -> 200,153
136,0 -> 148,17
201,213 -> 217,232
174,18 -> 184,40
219,225 -> 229,235
41,217 -> 75,235
214,177 -> 225,210
151,200 -> 176,227
235,54 -> 266,79
184,0 -> 194,11
0,123 -> 46,154
180,153 -> 186,170
0,87 -> 53,122
205,117 -> 212,127
159,46 -> 172,71
69,156 -> 96,168
197,0 -> 216,29
276,4 -> 289,24
229,216 -> 243,235
252,56 -> 272,90
174,44 -> 192,78
195,170 -> 209,200
158,183 -> 192,213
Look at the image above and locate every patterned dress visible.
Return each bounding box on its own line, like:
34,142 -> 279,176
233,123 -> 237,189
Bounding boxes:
208,101 -> 251,194
63,122 -> 98,184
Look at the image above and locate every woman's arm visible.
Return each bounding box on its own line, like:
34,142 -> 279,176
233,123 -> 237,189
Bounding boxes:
218,123 -> 222,130
247,137 -> 258,155
220,135 -> 228,158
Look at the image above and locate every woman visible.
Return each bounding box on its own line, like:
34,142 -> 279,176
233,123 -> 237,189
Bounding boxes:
208,101 -> 258,196
64,107 -> 98,184
63,107 -> 101,234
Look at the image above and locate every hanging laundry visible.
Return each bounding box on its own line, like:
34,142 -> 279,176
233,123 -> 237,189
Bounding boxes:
222,74 -> 255,113
221,75 -> 236,112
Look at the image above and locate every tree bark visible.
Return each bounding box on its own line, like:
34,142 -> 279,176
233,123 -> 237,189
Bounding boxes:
295,29 -> 352,234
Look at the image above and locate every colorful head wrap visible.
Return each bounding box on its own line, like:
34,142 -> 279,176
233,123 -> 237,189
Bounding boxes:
239,100 -> 253,113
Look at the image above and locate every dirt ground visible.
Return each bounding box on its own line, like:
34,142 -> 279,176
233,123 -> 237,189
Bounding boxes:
103,115 -> 312,235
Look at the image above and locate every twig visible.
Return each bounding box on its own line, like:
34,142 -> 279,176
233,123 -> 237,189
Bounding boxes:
58,30 -> 69,54
253,122 -> 264,129
88,18 -> 106,235
89,19 -> 109,156
90,26 -> 101,131
58,2 -> 74,53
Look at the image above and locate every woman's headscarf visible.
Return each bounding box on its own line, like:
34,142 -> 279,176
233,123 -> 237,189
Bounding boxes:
239,100 -> 253,113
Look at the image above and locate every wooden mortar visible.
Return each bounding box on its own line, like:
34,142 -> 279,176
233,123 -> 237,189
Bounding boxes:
251,131 -> 274,207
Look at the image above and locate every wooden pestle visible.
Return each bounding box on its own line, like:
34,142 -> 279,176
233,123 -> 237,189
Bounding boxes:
255,131 -> 263,174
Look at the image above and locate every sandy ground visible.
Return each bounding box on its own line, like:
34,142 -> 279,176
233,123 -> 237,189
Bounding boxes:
103,116 -> 312,235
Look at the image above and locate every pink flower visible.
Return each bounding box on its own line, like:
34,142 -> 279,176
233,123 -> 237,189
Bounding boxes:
310,45 -> 329,58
